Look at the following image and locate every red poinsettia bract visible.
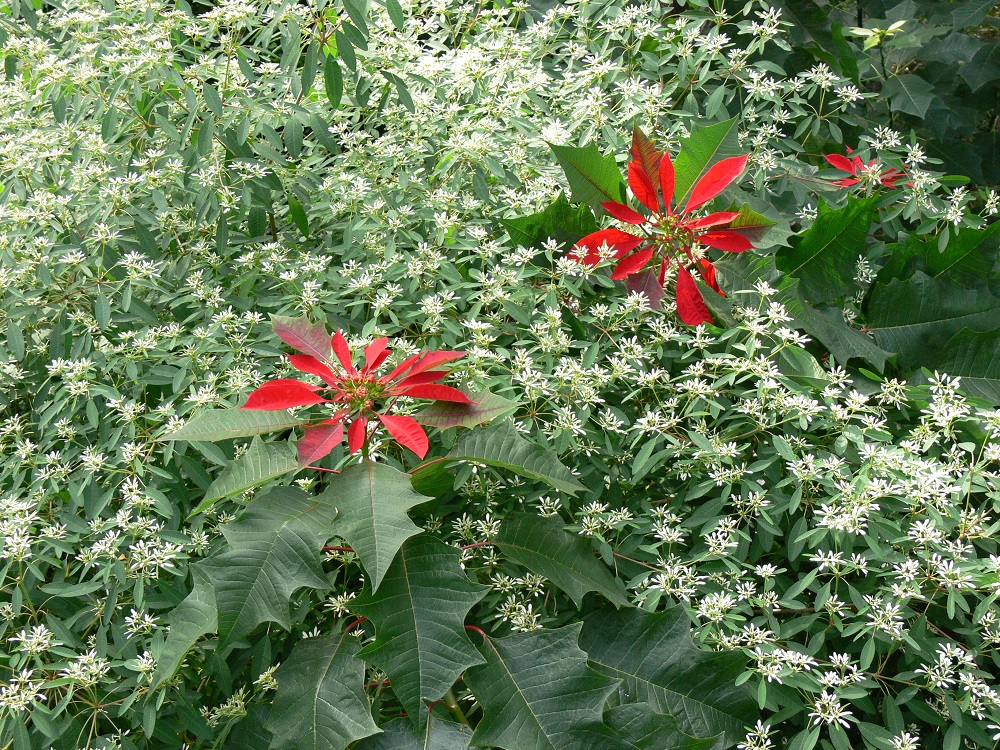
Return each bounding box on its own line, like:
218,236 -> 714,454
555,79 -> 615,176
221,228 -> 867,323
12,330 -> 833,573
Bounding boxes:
241,329 -> 470,461
825,148 -> 907,189
571,128 -> 756,326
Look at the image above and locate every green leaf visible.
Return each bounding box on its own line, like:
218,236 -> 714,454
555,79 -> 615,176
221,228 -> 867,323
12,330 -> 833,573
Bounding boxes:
201,487 -> 336,650
549,142 -> 626,214
868,272 -> 1000,371
350,534 -> 488,728
878,221 -> 1000,285
495,512 -> 629,608
603,704 -> 725,750
882,75 -> 936,118
196,437 -> 300,515
288,194 -> 310,237
384,0 -> 405,30
163,409 -> 303,442
318,461 -> 427,592
952,0 -> 998,29
412,389 -> 520,430
94,294 -> 111,329
267,627 -> 380,750
918,327 -> 1000,403
465,624 -> 620,750
271,314 -> 333,362
353,718 -> 472,750
499,193 -> 599,252
225,705 -> 272,749
150,569 -> 217,691
672,118 -> 742,208
578,606 -> 756,745
7,318 -> 24,360
961,41 -> 1000,91
776,196 -> 878,304
324,54 -> 344,109
445,420 -> 586,495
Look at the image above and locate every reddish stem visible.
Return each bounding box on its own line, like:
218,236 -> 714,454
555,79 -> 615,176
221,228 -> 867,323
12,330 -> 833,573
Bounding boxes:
323,545 -> 355,553
306,465 -> 341,474
464,624 -> 488,640
460,541 -> 493,550
345,617 -> 367,633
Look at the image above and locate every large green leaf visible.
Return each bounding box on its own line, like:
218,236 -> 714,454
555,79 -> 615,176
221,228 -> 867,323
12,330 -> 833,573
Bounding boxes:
195,437 -> 301,515
352,718 -> 472,750
578,607 -> 756,746
150,569 -> 217,691
319,461 -> 428,592
882,74 -> 936,118
604,705 -> 725,750
877,222 -> 1000,286
444,420 -> 586,494
867,272 -> 1000,371
775,196 -> 878,304
919,327 -> 1000,403
500,193 -> 599,252
201,487 -> 336,650
413,389 -> 520,430
961,41 -> 1000,91
495,512 -> 629,608
672,118 -> 742,208
350,534 -> 488,728
549,142 -> 627,214
464,624 -> 620,750
270,314 -> 333,361
164,408 -> 303,442
267,628 -> 380,750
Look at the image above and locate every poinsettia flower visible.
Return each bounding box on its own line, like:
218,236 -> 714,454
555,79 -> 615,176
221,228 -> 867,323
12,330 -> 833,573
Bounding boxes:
571,127 -> 758,326
242,326 -> 470,461
824,147 -> 907,189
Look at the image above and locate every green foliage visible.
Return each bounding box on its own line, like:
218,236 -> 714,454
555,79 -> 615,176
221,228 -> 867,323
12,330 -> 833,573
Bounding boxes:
672,119 -> 743,207
548,143 -> 627,214
267,628 -> 381,750
198,437 -> 300,513
351,535 -> 488,728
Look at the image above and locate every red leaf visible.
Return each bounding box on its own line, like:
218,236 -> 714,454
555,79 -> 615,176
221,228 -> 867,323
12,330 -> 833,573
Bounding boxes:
698,259 -> 724,296
242,379 -> 328,410
331,330 -> 357,375
630,125 -> 662,195
288,354 -> 341,387
660,150 -> 676,212
399,351 -> 465,381
401,384 -> 474,403
628,160 -> 659,213
697,230 -> 754,253
347,415 -> 368,454
824,153 -> 857,174
686,211 -> 740,230
625,268 -> 666,310
684,155 -> 749,214
601,201 -> 647,225
675,265 -> 714,326
296,418 -> 345,464
382,353 -> 421,384
363,337 -> 390,373
572,228 -> 645,265
395,370 -> 449,388
377,413 -> 429,459
610,248 -> 655,280
271,316 -> 332,362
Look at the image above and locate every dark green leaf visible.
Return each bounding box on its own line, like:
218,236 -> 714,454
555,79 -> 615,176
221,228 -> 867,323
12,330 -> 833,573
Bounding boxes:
351,535 -> 488,727
164,408 -> 303,442
267,627 -> 380,750
196,437 -> 301,515
465,624 -> 620,750
579,606 -> 756,745
288,194 -> 309,237
412,389 -> 520,430
385,0 -> 405,30
878,222 -> 1000,285
445,420 -> 586,494
952,0 -> 998,28
353,718 -> 472,749
882,75 -> 936,118
549,142 -> 627,214
499,193 -> 599,252
604,704 -> 725,750
150,569 -> 217,691
961,41 -> 1000,91
318,461 -> 427,591
776,196 -> 877,304
325,55 -> 344,109
201,487 -> 336,650
868,272 -> 1000,371
495,512 -> 629,607
919,327 -> 1000,403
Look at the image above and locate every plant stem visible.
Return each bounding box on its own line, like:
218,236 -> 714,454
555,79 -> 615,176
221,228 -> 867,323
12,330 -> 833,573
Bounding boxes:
442,689 -> 471,727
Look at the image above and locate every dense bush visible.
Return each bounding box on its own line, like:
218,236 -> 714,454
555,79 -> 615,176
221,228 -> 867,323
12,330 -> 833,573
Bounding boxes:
1,0 -> 1000,749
